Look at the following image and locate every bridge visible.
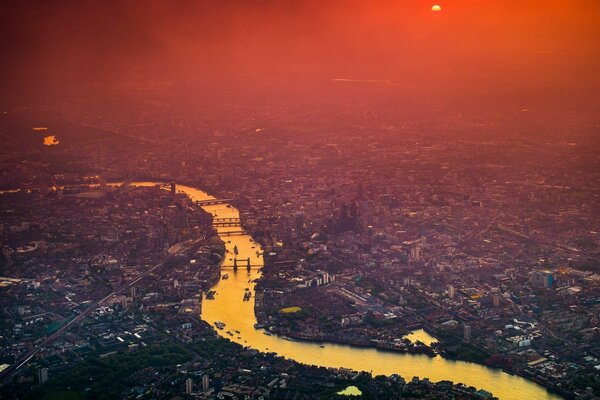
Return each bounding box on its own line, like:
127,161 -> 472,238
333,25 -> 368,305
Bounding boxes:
212,217 -> 242,227
196,198 -> 234,206
218,230 -> 246,236
214,221 -> 242,227
221,257 -> 261,271
213,218 -> 240,223
151,183 -> 233,206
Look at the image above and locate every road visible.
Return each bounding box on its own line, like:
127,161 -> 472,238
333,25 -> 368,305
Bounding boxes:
0,239 -> 199,386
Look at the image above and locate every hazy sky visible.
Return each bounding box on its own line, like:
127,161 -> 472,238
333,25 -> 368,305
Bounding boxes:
1,0 -> 599,108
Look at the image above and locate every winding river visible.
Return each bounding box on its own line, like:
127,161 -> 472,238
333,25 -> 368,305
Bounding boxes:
135,182 -> 561,400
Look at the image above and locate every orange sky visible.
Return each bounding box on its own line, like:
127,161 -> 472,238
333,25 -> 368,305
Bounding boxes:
1,0 -> 599,109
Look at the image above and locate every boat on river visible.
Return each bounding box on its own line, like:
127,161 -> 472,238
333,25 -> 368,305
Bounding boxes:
214,321 -> 226,330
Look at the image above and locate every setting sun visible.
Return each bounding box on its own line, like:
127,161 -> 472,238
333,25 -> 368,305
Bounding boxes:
432,4 -> 442,12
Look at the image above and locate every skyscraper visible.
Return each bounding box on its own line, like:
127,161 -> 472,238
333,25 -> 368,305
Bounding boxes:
185,377 -> 193,394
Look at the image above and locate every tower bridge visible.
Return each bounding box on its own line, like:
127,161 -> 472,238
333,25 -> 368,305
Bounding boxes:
221,257 -> 260,271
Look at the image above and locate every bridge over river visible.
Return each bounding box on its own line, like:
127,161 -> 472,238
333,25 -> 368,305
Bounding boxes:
135,182 -> 562,400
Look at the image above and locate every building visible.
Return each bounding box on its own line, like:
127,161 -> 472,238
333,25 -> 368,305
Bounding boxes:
334,202 -> 363,233
38,367 -> 48,385
404,237 -> 426,262
202,374 -> 210,391
121,296 -> 131,310
529,270 -> 554,288
448,285 -> 455,299
492,294 -> 501,307
294,212 -> 305,230
303,271 -> 335,287
185,377 -> 193,394
463,325 -> 472,342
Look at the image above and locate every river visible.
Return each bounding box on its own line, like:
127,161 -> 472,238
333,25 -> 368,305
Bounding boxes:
134,182 -> 561,400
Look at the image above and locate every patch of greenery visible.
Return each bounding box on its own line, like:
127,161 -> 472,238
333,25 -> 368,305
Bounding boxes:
28,390 -> 84,400
445,343 -> 491,364
26,344 -> 193,400
573,372 -> 600,396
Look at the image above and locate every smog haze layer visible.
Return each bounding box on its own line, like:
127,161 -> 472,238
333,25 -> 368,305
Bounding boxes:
1,0 -> 599,138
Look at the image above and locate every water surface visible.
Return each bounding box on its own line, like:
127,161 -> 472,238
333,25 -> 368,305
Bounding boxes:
135,182 -> 561,400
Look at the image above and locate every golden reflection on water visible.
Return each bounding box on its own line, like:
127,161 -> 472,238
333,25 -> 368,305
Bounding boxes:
403,329 -> 438,346
134,183 -> 561,400
43,135 -> 59,146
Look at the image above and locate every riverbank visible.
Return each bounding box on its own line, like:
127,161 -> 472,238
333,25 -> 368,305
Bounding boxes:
252,261 -> 572,399
253,290 -> 437,357
133,181 -> 563,400
3,180 -> 564,399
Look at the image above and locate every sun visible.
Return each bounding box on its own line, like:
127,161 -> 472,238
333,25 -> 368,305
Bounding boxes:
432,4 -> 442,12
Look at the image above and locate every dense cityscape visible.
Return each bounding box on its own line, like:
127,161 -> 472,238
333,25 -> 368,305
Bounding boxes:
1,1 -> 599,399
